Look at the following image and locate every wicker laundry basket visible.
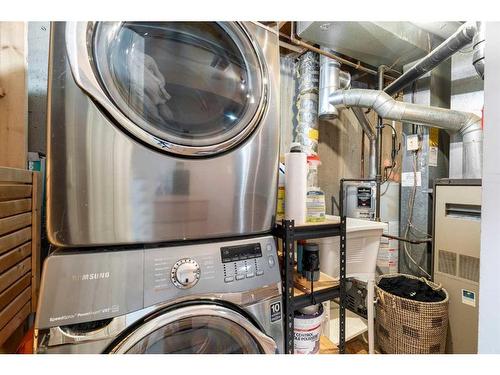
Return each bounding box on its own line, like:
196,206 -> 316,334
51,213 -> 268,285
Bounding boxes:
375,273 -> 449,354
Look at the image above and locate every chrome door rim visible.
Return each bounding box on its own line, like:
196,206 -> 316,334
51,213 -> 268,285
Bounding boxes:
65,21 -> 268,157
109,304 -> 278,354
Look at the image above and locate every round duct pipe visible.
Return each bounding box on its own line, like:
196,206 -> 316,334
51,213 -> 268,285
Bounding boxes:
473,22 -> 485,80
319,47 -> 351,120
319,49 -> 340,120
330,89 -> 483,178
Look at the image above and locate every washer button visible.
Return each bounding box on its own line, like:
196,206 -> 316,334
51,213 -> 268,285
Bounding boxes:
266,244 -> 272,252
236,274 -> 245,281
256,269 -> 264,276
224,276 -> 234,283
268,256 -> 275,268
246,272 -> 255,278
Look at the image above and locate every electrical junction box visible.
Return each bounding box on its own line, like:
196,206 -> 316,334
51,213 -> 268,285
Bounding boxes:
406,134 -> 420,151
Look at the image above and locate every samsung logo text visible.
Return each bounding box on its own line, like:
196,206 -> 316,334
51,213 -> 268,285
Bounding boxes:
72,272 -> 110,281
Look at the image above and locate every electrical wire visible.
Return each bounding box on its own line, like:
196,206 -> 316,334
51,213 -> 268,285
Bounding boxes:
381,122 -> 401,187
406,125 -> 433,238
397,81 -> 433,278
380,162 -> 400,196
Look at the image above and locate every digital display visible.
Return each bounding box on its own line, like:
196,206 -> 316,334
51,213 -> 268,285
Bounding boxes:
220,243 -> 262,263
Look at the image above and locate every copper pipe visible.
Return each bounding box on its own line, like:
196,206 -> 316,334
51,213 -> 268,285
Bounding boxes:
283,22 -> 400,81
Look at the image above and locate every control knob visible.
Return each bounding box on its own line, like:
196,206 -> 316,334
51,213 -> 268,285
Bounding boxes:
171,259 -> 201,289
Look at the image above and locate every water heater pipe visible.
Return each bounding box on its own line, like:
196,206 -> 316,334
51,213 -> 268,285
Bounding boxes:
351,108 -> 377,179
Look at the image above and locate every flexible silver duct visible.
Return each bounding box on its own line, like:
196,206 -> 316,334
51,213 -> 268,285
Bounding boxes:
384,22 -> 479,95
296,51 -> 319,155
473,22 -> 485,79
330,89 -> 483,178
351,107 -> 377,179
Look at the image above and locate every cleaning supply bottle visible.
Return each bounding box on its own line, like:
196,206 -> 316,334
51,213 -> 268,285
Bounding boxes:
276,163 -> 285,222
306,155 -> 326,222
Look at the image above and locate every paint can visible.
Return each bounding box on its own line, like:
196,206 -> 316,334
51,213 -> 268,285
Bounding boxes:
294,303 -> 324,354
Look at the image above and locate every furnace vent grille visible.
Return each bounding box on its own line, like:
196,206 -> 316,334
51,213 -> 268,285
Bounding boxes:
459,254 -> 480,283
438,250 -> 457,276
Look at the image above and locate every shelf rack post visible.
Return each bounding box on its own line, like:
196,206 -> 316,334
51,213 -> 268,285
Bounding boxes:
283,219 -> 295,354
339,215 -> 347,354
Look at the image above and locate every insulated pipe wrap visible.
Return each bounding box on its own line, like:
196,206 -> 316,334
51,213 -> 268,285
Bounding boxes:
384,22 -> 478,95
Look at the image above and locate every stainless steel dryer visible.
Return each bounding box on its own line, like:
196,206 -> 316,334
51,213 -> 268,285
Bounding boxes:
47,22 -> 280,247
34,236 -> 283,353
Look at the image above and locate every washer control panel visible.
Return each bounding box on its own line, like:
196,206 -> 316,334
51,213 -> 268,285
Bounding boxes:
221,242 -> 275,283
143,236 -> 280,307
171,258 -> 201,289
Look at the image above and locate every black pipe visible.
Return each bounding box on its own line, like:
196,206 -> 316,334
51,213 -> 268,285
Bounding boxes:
384,23 -> 476,96
382,233 -> 432,245
375,66 -> 386,221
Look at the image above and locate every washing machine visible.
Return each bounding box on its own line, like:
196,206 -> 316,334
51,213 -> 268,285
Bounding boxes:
34,236 -> 283,353
47,22 -> 280,247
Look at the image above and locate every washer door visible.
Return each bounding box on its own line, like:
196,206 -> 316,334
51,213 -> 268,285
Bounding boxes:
66,22 -> 267,156
109,304 -> 277,354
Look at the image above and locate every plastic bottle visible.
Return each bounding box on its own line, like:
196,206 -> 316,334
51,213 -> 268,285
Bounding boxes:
276,163 -> 285,222
306,155 -> 326,222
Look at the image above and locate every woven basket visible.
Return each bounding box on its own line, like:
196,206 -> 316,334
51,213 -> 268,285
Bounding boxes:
375,273 -> 449,354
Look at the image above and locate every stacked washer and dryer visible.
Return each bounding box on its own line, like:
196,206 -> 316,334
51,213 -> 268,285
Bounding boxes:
35,22 -> 284,354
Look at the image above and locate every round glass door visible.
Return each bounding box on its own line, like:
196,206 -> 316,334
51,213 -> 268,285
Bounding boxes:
93,22 -> 266,156
125,315 -> 261,354
110,304 -> 277,354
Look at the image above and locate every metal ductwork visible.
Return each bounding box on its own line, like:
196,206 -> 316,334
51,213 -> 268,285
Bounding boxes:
319,50 -> 341,120
330,89 -> 482,178
351,108 -> 377,179
473,22 -> 485,80
384,22 -> 480,95
318,47 -> 351,120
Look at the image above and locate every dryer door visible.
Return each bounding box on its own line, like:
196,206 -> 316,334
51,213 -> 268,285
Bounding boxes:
66,22 -> 267,157
109,304 -> 278,354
